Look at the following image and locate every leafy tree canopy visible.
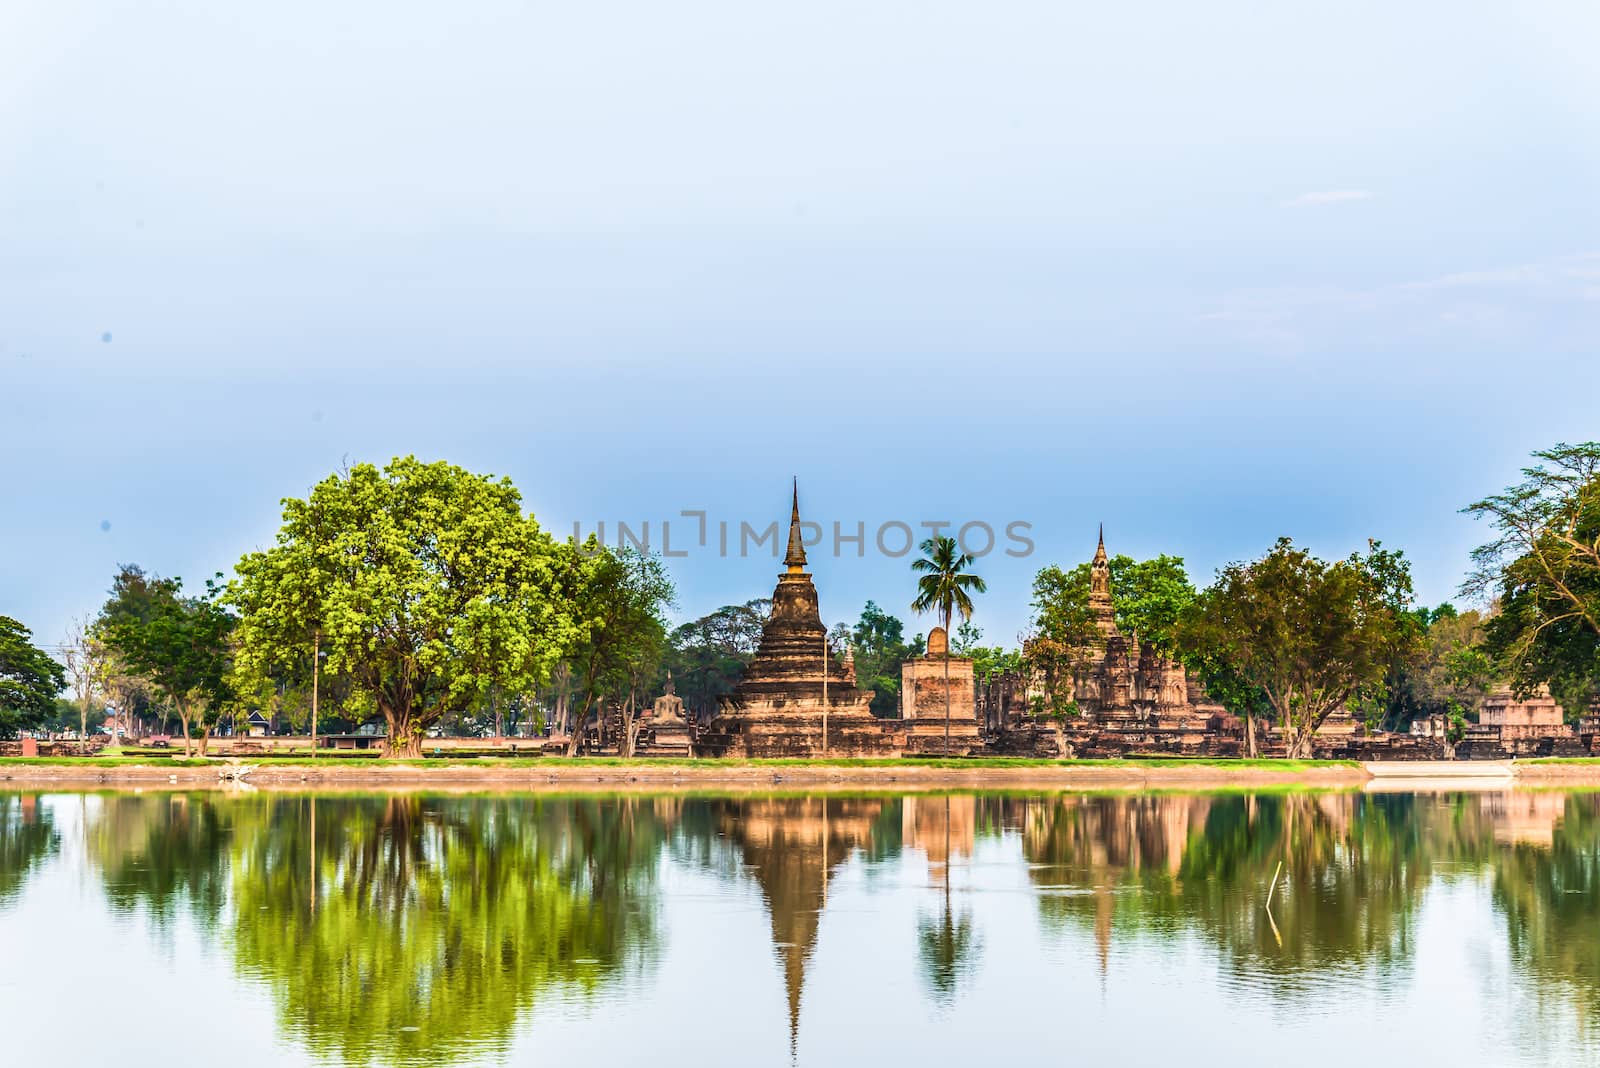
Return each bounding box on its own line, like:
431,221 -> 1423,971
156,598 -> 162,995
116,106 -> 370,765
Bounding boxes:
96,565 -> 235,756
911,536 -> 986,634
0,616 -> 65,739
556,542 -> 674,753
1028,553 -> 1195,650
230,457 -> 577,757
660,599 -> 770,721
848,600 -> 925,717
1465,441 -> 1600,703
1179,538 -> 1422,758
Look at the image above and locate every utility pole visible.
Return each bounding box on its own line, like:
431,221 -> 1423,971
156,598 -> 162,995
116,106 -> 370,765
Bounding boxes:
311,629 -> 320,758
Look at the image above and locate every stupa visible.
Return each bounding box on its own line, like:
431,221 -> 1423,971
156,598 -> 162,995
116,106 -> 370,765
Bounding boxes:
899,625 -> 985,755
695,481 -> 904,757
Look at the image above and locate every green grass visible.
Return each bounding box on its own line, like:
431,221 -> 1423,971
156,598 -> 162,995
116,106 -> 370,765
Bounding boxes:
0,754 -> 1358,770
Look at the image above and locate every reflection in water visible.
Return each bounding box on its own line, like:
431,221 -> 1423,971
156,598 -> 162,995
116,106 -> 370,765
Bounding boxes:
1016,793 -> 1460,985
1492,796 -> 1600,1028
0,788 -> 1596,1066
907,796 -> 981,1005
87,794 -> 668,1065
707,797 -> 890,1048
0,793 -> 56,908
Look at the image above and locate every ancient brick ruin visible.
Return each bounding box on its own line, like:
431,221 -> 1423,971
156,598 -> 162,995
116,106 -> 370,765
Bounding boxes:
686,509 -> 1600,761
695,482 -> 903,757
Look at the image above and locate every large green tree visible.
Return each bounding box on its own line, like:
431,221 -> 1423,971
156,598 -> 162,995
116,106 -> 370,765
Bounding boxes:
96,566 -> 235,757
230,457 -> 577,758
230,480 -> 341,746
556,542 -> 674,755
911,536 -> 987,744
1465,441 -> 1600,707
1179,538 -> 1422,758
0,617 -> 65,739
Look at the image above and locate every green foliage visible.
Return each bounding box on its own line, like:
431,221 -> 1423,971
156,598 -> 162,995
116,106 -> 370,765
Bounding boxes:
95,566 -> 234,755
1029,554 -> 1196,651
0,794 -> 59,907
230,458 -> 577,757
950,620 -> 982,655
1419,610 -> 1496,729
1465,441 -> 1600,704
848,600 -> 925,717
968,641 -> 1023,683
660,599 -> 769,721
1027,562 -> 1096,650
1179,538 -> 1423,757
84,793 -> 665,1065
557,542 -> 674,752
1116,555 -> 1197,649
0,617 -> 65,739
912,536 -> 986,735
40,697 -> 87,734
1026,552 -> 1196,725
911,536 -> 987,635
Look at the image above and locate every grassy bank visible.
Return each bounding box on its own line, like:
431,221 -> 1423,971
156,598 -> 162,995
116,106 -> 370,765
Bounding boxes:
0,754 -> 1358,770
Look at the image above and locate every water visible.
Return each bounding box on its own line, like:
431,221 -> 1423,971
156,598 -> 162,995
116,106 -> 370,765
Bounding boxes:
2,788 -> 1597,1067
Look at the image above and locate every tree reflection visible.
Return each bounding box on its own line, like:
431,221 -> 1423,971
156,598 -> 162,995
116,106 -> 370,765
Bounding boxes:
1492,793 -> 1600,1024
1010,790 -> 1588,1001
87,793 -> 669,1065
88,792 -> 234,926
0,793 -> 57,908
63,786 -> 1600,1060
909,796 -> 981,1005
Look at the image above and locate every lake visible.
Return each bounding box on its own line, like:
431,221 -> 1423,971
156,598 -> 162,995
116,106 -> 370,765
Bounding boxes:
1,788 -> 1596,1066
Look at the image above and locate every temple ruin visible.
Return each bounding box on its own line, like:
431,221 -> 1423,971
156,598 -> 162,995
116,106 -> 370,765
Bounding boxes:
680,514 -> 1600,762
695,482 -> 903,757
993,528 -> 1240,758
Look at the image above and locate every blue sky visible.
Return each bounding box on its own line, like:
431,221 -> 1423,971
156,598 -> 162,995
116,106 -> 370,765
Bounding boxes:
4,0 -> 1599,651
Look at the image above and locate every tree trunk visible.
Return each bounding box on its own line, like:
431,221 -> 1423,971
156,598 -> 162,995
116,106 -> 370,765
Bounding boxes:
943,610 -> 952,749
178,704 -> 193,759
197,723 -> 212,758
380,701 -> 426,758
565,697 -> 594,757
1244,713 -> 1259,758
620,693 -> 636,758
385,733 -> 424,758
382,724 -> 424,759
943,645 -> 952,749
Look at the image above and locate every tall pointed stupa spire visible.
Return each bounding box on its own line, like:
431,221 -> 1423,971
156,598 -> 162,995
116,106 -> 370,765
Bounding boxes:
784,477 -> 808,573
1089,523 -> 1117,636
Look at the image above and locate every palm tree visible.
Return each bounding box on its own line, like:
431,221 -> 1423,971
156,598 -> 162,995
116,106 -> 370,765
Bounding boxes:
911,536 -> 987,746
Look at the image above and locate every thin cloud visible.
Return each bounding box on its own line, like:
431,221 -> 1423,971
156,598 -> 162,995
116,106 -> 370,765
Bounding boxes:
1283,190 -> 1375,207
1201,251 -> 1600,350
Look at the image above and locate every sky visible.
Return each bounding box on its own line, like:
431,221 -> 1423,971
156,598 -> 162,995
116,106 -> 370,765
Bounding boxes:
3,0 -> 1599,652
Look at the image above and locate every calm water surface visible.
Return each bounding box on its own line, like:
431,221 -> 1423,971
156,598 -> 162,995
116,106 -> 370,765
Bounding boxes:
2,788 -> 1597,1067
